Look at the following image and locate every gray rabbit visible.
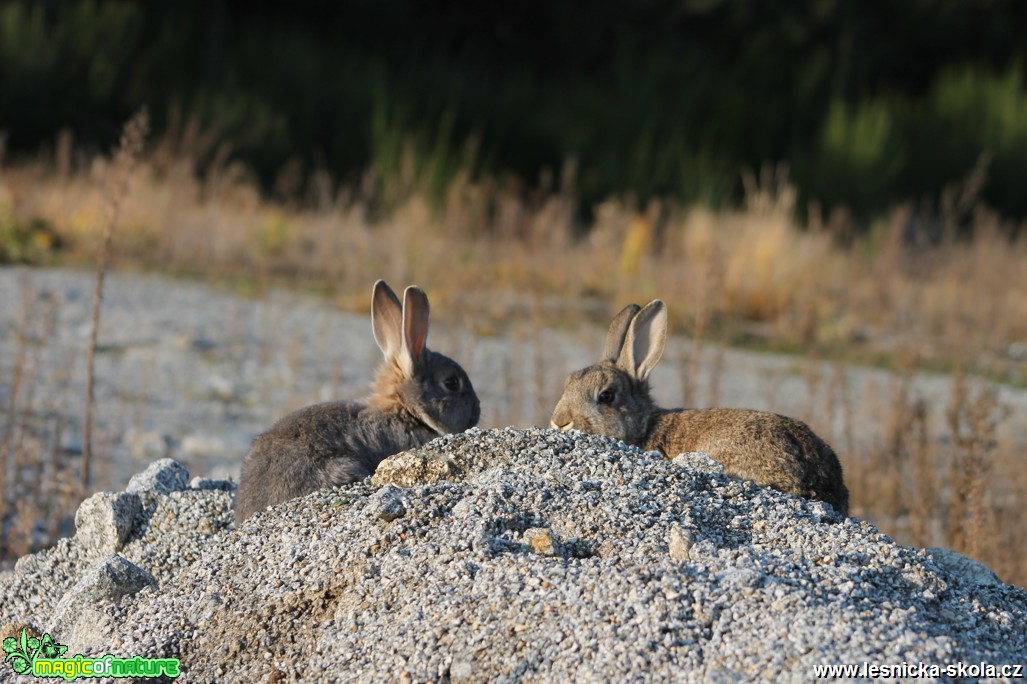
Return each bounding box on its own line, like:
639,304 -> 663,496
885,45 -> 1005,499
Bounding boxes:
234,280 -> 480,522
550,300 -> 849,516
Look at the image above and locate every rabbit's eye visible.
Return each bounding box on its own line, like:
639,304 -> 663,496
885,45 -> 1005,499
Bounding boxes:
597,388 -> 616,405
443,376 -> 461,392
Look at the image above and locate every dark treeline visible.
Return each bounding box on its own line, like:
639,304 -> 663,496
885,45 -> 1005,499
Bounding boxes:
3,0 -> 1027,222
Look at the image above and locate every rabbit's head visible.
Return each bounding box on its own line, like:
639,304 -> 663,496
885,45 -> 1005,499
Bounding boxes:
550,300 -> 667,445
368,280 -> 480,435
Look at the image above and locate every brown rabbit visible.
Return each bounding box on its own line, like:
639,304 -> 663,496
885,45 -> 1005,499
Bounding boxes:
234,280 -> 481,523
550,300 -> 849,515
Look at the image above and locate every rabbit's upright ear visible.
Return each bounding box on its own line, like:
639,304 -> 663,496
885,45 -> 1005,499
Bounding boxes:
372,280 -> 404,361
400,286 -> 431,375
603,303 -> 642,362
618,300 -> 667,381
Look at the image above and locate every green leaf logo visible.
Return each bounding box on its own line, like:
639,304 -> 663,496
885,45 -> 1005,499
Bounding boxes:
6,654 -> 31,675
3,628 -> 70,675
39,633 -> 68,659
3,628 -> 35,674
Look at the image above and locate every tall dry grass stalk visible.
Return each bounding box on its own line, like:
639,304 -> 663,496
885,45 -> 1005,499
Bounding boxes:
943,374 -> 1002,560
0,287 -> 37,554
81,111 -> 149,494
0,282 -> 79,562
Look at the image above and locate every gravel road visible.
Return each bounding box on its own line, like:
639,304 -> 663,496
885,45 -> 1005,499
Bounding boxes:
2,266 -> 1025,492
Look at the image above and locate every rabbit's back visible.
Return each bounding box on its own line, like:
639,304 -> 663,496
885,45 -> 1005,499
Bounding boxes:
647,408 -> 849,516
234,401 -> 433,522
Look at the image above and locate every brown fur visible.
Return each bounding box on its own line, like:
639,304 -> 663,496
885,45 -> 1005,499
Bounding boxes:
551,300 -> 849,516
647,408 -> 848,514
234,281 -> 480,523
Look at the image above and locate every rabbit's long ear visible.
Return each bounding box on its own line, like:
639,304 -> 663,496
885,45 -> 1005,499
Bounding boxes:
603,303 -> 642,362
372,280 -> 404,361
618,300 -> 667,381
400,285 -> 431,376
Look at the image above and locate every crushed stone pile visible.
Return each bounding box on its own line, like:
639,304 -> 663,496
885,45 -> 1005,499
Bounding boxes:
1,428 -> 1024,682
0,459 -> 234,657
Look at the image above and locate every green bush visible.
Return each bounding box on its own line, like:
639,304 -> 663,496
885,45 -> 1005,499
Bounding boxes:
926,67 -> 1027,216
798,98 -> 906,215
0,215 -> 62,265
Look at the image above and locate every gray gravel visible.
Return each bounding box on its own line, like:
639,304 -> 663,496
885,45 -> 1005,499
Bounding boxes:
2,428 -> 1024,682
0,459 -> 233,635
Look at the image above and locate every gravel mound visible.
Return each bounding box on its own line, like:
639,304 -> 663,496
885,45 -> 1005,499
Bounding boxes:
2,428 -> 1025,682
0,460 -> 233,642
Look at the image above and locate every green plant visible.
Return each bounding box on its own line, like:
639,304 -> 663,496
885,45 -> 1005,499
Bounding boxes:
3,628 -> 67,675
0,216 -> 61,265
800,98 -> 906,216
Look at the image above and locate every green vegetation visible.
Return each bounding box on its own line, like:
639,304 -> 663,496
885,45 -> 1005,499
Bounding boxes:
3,1 -> 1027,221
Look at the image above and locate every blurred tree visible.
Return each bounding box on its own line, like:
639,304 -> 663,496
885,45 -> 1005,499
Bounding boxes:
2,0 -> 1026,222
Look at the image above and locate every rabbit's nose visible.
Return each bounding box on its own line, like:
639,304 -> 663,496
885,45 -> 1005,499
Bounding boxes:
550,401 -> 573,430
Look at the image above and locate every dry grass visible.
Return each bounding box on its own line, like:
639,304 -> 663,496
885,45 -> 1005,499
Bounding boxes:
803,355 -> 1025,585
0,137 -> 1025,585
8,149 -> 1025,376
0,280 -> 81,561
81,110 -> 148,494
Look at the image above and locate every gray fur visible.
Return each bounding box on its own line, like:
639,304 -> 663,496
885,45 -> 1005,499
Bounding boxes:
234,280 -> 480,523
551,299 -> 849,516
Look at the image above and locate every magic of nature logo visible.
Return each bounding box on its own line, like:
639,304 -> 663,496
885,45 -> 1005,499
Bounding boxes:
3,627 -> 180,679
